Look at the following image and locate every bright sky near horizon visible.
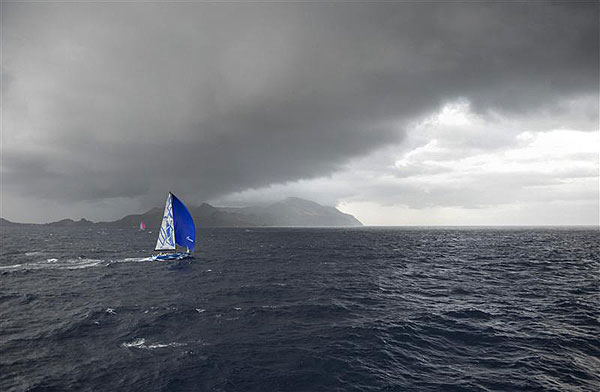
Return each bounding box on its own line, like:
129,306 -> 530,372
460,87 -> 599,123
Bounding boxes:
221,99 -> 599,225
1,1 -> 598,225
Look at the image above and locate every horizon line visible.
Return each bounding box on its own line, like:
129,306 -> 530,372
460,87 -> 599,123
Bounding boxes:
1,216 -> 598,229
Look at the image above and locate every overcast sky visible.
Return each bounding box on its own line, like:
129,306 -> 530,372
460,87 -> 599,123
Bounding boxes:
1,1 -> 598,225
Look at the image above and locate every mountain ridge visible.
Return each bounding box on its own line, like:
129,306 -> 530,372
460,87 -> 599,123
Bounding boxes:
1,198 -> 362,228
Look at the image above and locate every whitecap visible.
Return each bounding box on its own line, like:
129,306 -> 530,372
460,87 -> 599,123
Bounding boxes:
121,338 -> 187,350
25,251 -> 44,256
121,338 -> 146,348
147,342 -> 186,349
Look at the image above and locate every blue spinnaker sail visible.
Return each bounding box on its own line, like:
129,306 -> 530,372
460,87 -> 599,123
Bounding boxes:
172,193 -> 196,252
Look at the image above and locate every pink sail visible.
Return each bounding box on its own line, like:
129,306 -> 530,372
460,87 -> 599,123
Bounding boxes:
140,220 -> 147,230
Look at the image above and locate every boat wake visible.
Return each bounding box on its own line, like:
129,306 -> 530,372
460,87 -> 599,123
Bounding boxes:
111,256 -> 154,264
0,256 -> 153,272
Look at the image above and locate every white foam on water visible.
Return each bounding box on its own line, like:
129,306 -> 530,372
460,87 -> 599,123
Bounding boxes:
0,258 -> 104,271
25,251 -> 44,256
103,256 -> 153,266
65,262 -> 103,269
147,342 -> 187,349
0,264 -> 22,271
58,258 -> 104,269
115,257 -> 153,263
121,338 -> 187,350
0,255 -> 157,273
121,338 -> 146,348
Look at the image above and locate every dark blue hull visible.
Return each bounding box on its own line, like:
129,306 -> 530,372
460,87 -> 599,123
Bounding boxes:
152,252 -> 192,261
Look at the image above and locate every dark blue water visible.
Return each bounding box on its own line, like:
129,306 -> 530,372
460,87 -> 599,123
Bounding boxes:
1,226 -> 598,391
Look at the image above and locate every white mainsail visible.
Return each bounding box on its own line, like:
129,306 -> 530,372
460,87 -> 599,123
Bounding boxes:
155,193 -> 176,251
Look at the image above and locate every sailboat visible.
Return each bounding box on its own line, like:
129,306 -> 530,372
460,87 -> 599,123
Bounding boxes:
152,192 -> 196,261
139,220 -> 147,230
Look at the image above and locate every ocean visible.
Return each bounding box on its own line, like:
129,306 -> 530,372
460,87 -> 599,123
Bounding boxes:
1,226 -> 598,391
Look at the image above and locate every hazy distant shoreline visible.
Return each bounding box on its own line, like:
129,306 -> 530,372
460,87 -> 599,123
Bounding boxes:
0,197 -> 363,228
1,218 -> 595,230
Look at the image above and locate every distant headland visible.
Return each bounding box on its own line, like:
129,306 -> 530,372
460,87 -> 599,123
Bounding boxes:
1,197 -> 362,228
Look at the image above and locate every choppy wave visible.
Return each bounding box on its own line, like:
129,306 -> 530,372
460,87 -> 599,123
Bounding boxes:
1,226 -> 599,391
121,338 -> 187,350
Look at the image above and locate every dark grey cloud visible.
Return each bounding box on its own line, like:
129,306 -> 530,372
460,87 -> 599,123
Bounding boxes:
2,1 -> 598,220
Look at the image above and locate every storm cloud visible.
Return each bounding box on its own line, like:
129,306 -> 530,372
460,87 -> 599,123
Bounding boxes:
2,1 -> 598,222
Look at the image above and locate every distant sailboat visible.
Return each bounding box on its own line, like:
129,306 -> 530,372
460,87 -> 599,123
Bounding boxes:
139,220 -> 146,230
152,192 -> 196,261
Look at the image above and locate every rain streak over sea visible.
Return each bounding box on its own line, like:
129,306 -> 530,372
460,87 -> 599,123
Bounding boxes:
1,226 -> 598,391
